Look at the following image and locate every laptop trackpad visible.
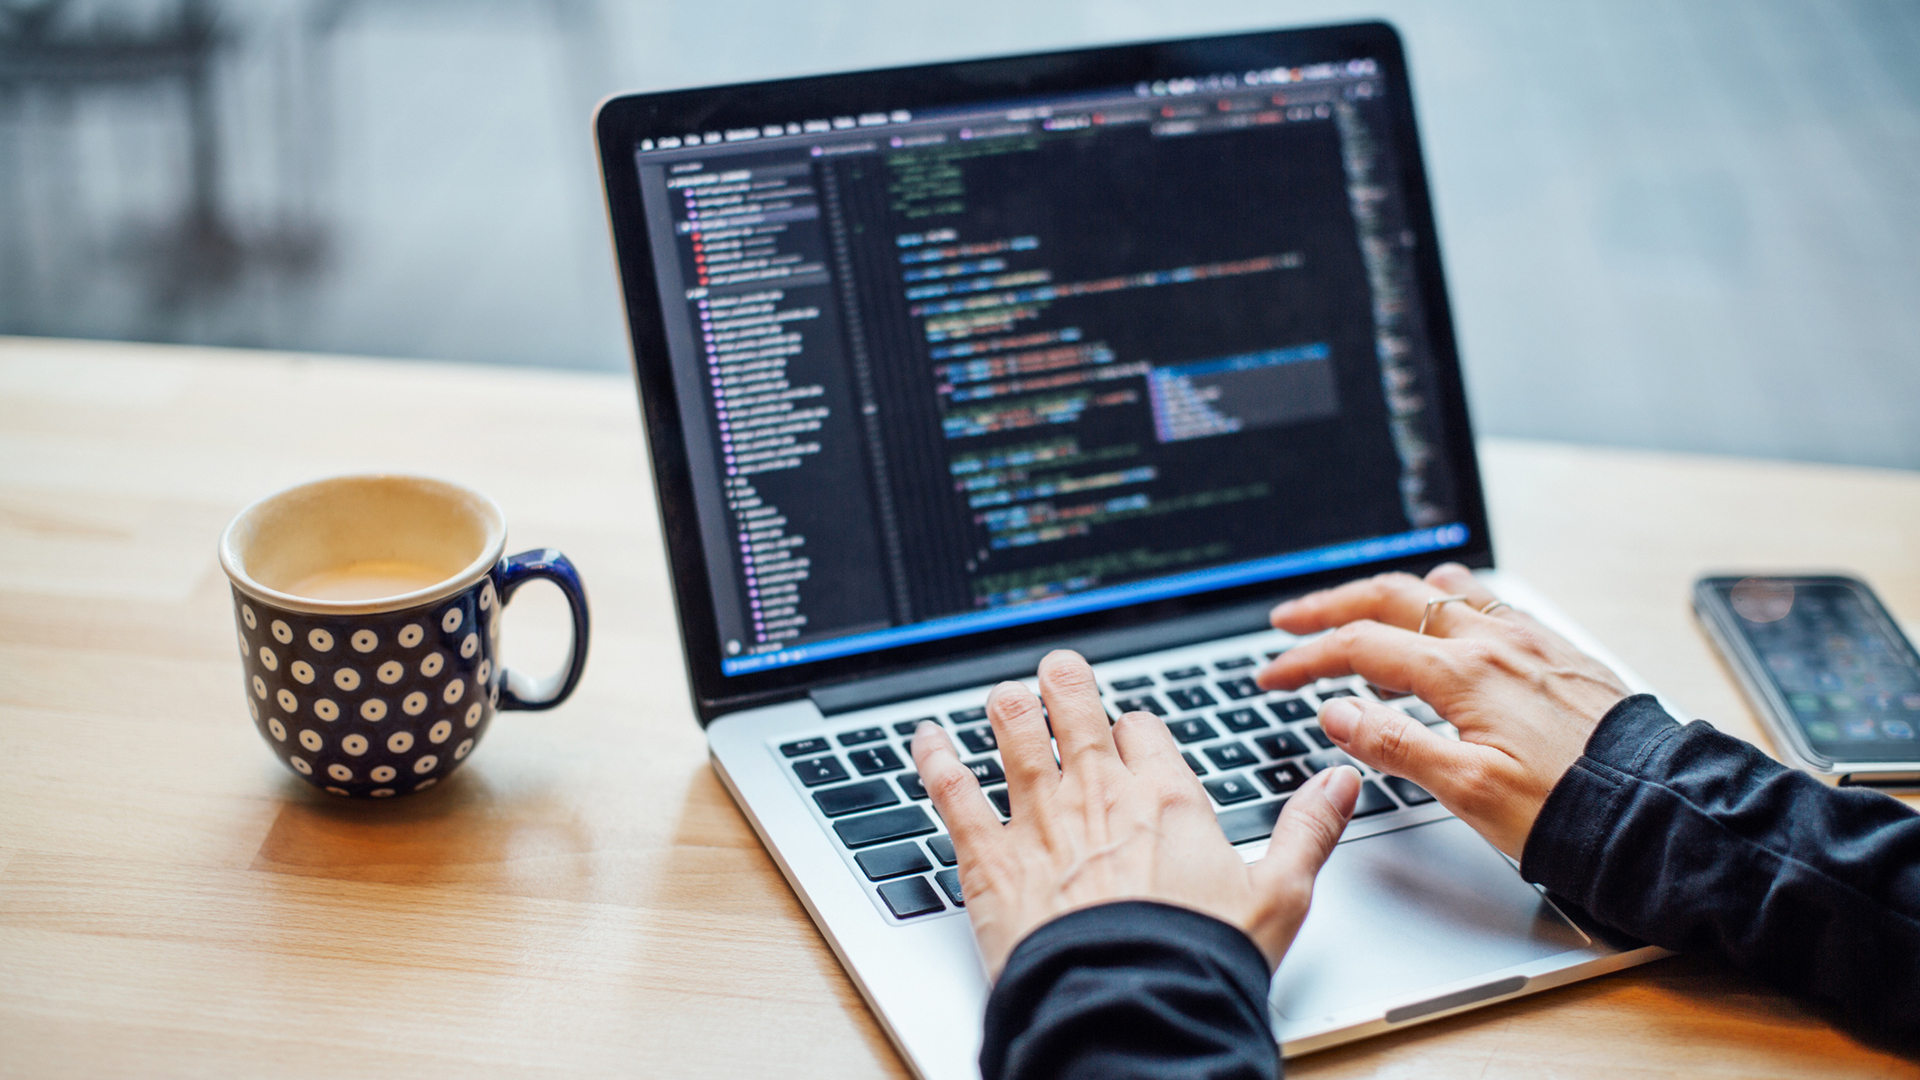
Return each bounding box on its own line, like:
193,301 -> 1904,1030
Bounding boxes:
1272,816 -> 1590,1021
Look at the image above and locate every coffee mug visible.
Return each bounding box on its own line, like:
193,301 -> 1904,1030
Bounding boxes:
218,475 -> 589,798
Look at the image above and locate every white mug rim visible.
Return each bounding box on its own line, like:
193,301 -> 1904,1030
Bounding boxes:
218,473 -> 507,616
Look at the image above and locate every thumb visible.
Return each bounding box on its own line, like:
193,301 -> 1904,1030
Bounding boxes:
1244,765 -> 1359,965
1319,697 -> 1472,796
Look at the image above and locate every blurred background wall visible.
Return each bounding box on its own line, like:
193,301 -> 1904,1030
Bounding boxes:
2,0 -> 1915,469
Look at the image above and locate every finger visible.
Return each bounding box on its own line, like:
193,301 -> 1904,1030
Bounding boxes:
910,721 -> 1001,849
1422,563 -> 1498,610
1315,697 -> 1490,803
1257,619 -> 1452,695
1246,766 -> 1358,960
1257,766 -> 1357,884
1268,571 -> 1436,635
985,680 -> 1058,804
1109,709 -> 1189,780
1034,649 -> 1118,768
1423,564 -> 1529,634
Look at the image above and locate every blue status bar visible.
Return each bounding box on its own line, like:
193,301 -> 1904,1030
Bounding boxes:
721,523 -> 1470,675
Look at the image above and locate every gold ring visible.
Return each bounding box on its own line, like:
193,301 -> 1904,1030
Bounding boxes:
1480,600 -> 1511,616
1417,594 -> 1469,636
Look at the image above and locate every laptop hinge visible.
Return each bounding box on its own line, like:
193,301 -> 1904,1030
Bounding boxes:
809,598 -> 1274,716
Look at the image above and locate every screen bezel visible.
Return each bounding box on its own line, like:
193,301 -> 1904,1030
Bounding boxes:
595,21 -> 1495,724
1695,574 -> 1920,773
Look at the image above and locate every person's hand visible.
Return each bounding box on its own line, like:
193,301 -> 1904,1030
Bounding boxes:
910,649 -> 1361,979
1256,563 -> 1630,858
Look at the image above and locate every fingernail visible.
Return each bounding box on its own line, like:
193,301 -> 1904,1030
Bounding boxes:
1319,697 -> 1361,742
910,720 -> 943,756
1269,599 -> 1296,621
1326,765 -> 1361,818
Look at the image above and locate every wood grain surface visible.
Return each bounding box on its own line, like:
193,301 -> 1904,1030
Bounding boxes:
2,336 -> 1916,1079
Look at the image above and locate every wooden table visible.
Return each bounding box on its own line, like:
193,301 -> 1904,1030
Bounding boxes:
3,336 -> 1916,1078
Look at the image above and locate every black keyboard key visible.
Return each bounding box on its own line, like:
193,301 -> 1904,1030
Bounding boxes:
957,726 -> 998,754
935,868 -> 965,906
1216,676 -> 1262,700
1162,666 -> 1206,681
1267,697 -> 1315,723
833,805 -> 937,848
1383,775 -> 1437,806
876,876 -> 945,918
780,737 -> 830,757
792,755 -> 848,787
965,757 -> 1005,785
1217,799 -> 1285,844
848,745 -> 906,775
949,706 -> 988,725
987,787 -> 1012,818
1182,751 -> 1207,775
1303,724 -> 1337,749
1318,687 -> 1357,700
1203,774 -> 1261,805
1166,686 -> 1217,711
839,727 -> 886,747
856,841 -> 933,881
894,716 -> 938,737
1255,731 -> 1309,759
1216,707 -> 1269,733
898,772 -> 928,800
1110,675 -> 1156,692
1215,656 -> 1256,671
1353,780 -> 1397,817
1204,741 -> 1258,770
1165,717 -> 1218,744
814,779 -> 899,817
1112,695 -> 1166,717
1256,762 -> 1309,795
927,834 -> 957,865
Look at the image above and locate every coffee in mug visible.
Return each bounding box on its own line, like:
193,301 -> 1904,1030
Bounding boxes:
219,475 -> 589,798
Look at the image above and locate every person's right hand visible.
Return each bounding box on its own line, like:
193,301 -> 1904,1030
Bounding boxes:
1256,563 -> 1632,858
911,649 -> 1360,980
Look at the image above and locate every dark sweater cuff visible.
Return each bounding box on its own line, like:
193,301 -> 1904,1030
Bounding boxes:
1520,694 -> 1680,894
982,901 -> 1277,1080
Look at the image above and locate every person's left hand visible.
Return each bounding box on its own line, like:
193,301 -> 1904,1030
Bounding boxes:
1255,563 -> 1630,858
910,649 -> 1360,979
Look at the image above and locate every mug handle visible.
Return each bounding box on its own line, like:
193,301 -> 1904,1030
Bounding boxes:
494,548 -> 590,711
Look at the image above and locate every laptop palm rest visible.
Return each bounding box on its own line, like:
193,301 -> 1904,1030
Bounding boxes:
1272,816 -> 1590,1022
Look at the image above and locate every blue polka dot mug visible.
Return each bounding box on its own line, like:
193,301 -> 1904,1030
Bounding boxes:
219,475 -> 589,798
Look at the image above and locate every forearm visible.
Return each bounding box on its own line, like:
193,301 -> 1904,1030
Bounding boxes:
1522,695 -> 1920,1034
980,901 -> 1282,1080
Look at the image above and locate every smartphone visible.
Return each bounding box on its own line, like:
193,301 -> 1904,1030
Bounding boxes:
1693,574 -> 1920,787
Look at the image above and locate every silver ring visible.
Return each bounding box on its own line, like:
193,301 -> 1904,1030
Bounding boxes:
1480,600 -> 1511,616
1417,594 -> 1469,636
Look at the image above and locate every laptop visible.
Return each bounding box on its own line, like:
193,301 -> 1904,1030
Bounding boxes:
594,22 -> 1669,1078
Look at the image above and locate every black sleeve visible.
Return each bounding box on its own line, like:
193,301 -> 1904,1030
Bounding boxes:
979,900 -> 1281,1080
1521,694 -> 1920,1035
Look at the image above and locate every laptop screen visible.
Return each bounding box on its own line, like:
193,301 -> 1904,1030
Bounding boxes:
602,27 -> 1485,690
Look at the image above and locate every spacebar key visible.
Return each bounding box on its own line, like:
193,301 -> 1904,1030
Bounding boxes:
834,806 -> 937,849
1216,800 -> 1285,845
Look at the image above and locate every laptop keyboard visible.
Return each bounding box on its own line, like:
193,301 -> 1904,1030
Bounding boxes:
773,636 -> 1456,924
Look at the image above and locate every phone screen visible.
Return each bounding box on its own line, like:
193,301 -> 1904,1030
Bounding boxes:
1713,578 -> 1920,762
